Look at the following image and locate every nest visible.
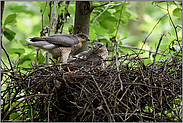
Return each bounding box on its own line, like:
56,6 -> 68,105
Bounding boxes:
1,54 -> 182,122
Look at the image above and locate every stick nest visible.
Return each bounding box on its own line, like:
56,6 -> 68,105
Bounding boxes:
1,55 -> 182,122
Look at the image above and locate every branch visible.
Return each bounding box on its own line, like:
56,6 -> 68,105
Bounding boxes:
48,1 -> 57,36
116,41 -> 123,90
46,1 -> 57,65
91,5 -> 108,25
2,93 -> 53,121
1,2 -> 14,74
1,1 -> 5,26
115,4 -> 124,37
92,1 -> 109,9
40,1 -> 48,37
138,14 -> 168,55
117,45 -> 181,58
90,74 -> 115,122
1,30 -> 14,75
166,2 -> 181,48
152,32 -> 165,69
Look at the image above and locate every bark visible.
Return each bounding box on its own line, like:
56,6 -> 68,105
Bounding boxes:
73,1 -> 93,55
1,1 -> 4,27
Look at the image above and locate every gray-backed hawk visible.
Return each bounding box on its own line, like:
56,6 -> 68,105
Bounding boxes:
25,33 -> 90,64
67,42 -> 108,71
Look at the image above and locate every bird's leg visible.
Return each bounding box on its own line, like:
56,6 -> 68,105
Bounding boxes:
35,48 -> 39,68
45,51 -> 49,65
55,58 -> 63,71
61,49 -> 77,73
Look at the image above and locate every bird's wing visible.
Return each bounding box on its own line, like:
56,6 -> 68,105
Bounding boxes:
42,34 -> 79,46
68,49 -> 102,63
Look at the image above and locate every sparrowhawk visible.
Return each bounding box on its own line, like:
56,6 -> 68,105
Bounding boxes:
25,33 -> 90,64
67,42 -> 108,71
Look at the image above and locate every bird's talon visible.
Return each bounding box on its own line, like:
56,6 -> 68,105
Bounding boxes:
67,66 -> 77,74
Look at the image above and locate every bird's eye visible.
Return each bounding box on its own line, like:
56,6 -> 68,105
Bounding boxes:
82,36 -> 85,39
98,44 -> 101,47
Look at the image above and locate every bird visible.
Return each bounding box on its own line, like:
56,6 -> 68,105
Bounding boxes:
67,42 -> 108,71
25,33 -> 90,64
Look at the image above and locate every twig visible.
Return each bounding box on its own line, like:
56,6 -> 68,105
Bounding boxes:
90,74 -> 115,122
115,4 -> 124,37
152,32 -> 165,69
1,38 -> 14,76
114,4 -> 124,91
60,1 -> 70,34
48,1 -> 57,36
2,93 -> 53,121
166,2 -> 179,43
163,51 -> 175,74
46,1 -> 57,65
117,45 -> 181,58
138,14 -> 168,55
116,41 -> 123,90
92,1 -> 109,9
91,5 -> 109,25
124,108 -> 138,122
40,1 -> 48,37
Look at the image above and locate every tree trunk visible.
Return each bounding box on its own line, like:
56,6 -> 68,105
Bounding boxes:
1,1 -> 5,27
73,1 -> 92,55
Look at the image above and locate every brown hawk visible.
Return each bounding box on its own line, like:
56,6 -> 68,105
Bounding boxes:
25,33 -> 90,64
67,42 -> 108,71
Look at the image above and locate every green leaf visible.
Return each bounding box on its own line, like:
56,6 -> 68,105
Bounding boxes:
4,28 -> 16,41
100,20 -> 117,33
9,113 -> 20,120
19,54 -> 35,65
173,8 -> 182,19
4,14 -> 17,25
152,1 -> 165,5
27,109 -> 35,118
8,48 -> 25,56
98,14 -> 117,22
20,40 -> 29,44
93,24 -> 108,35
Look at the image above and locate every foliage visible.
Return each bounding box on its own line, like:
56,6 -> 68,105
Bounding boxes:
1,1 -> 182,122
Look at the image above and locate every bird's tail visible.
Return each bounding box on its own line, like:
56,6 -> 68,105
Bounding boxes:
24,41 -> 50,47
29,37 -> 46,42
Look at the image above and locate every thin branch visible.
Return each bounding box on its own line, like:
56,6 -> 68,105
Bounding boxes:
116,41 -> 123,90
40,1 -> 48,37
91,5 -> 109,25
93,2 -> 109,9
138,14 -> 168,55
48,1 -> 57,36
1,38 -> 14,76
152,32 -> 165,69
115,4 -> 124,37
46,1 -> 57,65
2,93 -> 53,121
90,74 -> 115,122
166,2 -> 181,48
117,45 -> 181,58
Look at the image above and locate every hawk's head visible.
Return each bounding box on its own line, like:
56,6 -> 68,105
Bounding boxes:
92,42 -> 108,60
76,33 -> 90,43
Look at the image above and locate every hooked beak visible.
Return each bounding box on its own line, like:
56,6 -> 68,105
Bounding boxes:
93,44 -> 96,49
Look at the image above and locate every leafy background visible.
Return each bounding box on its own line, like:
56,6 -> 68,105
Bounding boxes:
1,1 -> 182,67
1,1 -> 182,121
